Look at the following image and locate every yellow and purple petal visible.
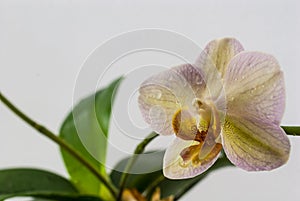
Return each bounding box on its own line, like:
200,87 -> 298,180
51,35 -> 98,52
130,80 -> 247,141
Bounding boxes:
194,38 -> 242,105
223,51 -> 285,124
138,64 -> 206,135
222,116 -> 290,171
196,38 -> 244,78
221,51 -> 290,170
163,137 -> 222,179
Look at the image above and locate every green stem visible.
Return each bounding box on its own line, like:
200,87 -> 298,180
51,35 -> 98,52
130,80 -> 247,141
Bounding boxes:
116,132 -> 159,201
281,126 -> 300,136
143,174 -> 165,197
0,92 -> 118,199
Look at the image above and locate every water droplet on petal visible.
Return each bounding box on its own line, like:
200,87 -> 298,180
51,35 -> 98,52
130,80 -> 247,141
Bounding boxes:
196,81 -> 202,85
250,88 -> 255,94
195,76 -> 203,85
179,160 -> 188,168
148,89 -> 162,99
156,90 -> 162,99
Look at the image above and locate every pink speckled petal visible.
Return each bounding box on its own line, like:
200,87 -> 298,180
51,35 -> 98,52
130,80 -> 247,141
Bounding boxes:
138,64 -> 206,135
193,38 -> 242,105
223,51 -> 285,125
163,137 -> 222,179
196,38 -> 244,77
222,116 -> 290,171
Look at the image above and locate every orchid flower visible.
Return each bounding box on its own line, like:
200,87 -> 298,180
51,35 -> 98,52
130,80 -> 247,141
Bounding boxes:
138,38 -> 290,179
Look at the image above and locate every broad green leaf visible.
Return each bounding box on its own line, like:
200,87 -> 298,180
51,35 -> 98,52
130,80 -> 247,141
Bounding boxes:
110,151 -> 164,192
59,78 -> 122,197
110,151 -> 233,199
10,193 -> 104,201
0,168 -> 77,200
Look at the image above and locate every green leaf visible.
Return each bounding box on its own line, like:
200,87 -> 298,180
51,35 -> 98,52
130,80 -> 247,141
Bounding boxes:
0,168 -> 78,200
9,193 -> 105,201
110,151 -> 233,199
110,151 -> 164,192
59,78 -> 122,197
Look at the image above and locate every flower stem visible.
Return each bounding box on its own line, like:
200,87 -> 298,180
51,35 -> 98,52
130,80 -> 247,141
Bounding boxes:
143,174 -> 165,197
116,132 -> 159,201
0,92 -> 118,199
281,126 -> 300,136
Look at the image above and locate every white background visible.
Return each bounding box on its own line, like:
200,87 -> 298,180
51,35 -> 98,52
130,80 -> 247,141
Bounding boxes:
0,1 -> 300,201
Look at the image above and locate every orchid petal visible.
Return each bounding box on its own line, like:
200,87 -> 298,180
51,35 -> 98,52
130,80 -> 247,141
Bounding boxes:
196,38 -> 244,77
163,137 -> 222,179
222,116 -> 290,171
223,51 -> 285,124
194,39 -> 242,104
138,64 -> 206,135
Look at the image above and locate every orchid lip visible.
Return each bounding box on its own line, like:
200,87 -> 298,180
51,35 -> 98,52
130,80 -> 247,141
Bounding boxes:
171,96 -> 223,167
